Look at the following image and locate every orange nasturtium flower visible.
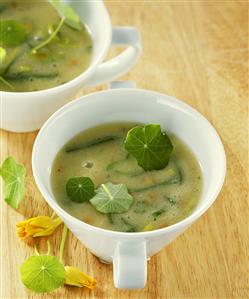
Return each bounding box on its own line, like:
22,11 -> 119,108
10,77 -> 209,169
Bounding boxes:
16,216 -> 62,239
65,266 -> 97,289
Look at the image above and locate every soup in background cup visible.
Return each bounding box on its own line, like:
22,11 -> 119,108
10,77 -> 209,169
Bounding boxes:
1,0 -> 141,132
32,83 -> 226,289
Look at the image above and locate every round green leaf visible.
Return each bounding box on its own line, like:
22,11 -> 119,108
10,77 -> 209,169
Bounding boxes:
20,255 -> 65,293
0,156 -> 25,209
90,182 -> 133,214
124,124 -> 173,171
66,176 -> 95,202
0,19 -> 27,47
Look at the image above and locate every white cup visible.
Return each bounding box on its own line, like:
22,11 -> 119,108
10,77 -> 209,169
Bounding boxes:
1,1 -> 141,132
32,82 -> 226,289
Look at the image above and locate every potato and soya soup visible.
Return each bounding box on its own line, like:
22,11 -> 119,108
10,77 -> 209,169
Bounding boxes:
51,122 -> 203,232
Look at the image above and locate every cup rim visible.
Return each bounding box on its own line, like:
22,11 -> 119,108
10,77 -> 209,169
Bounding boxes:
32,88 -> 227,238
2,1 -> 111,96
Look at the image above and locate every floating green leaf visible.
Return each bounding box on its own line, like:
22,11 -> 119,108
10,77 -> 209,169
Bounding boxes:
66,176 -> 95,202
49,0 -> 82,30
20,255 -> 65,293
90,182 -> 133,214
0,157 -> 25,208
0,19 -> 27,47
124,124 -> 173,171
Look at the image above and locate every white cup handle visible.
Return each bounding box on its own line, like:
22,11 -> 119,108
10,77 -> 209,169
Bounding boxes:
85,27 -> 141,87
113,241 -> 147,289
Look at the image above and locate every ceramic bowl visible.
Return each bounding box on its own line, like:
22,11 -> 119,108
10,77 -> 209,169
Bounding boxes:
32,82 -> 226,289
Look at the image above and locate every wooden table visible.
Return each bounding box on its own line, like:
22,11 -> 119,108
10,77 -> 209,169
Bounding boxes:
1,1 -> 248,298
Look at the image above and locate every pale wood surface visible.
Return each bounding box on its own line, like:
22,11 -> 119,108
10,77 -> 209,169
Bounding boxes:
1,1 -> 248,298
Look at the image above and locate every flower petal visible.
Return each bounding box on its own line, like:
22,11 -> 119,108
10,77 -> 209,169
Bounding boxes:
16,216 -> 62,239
65,266 -> 96,289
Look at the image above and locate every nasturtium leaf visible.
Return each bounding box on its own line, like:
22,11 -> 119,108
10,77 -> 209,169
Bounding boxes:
20,255 -> 65,293
49,0 -> 82,30
0,47 -> 6,62
124,124 -> 173,171
0,19 -> 27,47
0,157 -> 25,209
90,182 -> 133,214
66,176 -> 95,202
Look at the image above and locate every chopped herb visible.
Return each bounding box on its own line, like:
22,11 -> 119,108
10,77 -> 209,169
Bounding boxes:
90,182 -> 133,214
0,157 -> 25,208
66,176 -> 95,202
124,124 -> 173,171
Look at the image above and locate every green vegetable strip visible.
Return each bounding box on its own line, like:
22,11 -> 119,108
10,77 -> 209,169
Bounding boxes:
129,174 -> 181,193
107,213 -> 114,224
133,200 -> 148,214
2,45 -> 29,74
152,208 -> 166,217
106,154 -> 144,177
110,168 -> 144,177
66,136 -> 120,153
0,4 -> 7,13
121,217 -> 136,232
31,17 -> 65,54
5,72 -> 59,80
0,76 -> 14,89
106,155 -> 129,171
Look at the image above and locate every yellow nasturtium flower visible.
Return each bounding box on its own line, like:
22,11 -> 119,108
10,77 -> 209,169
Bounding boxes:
65,266 -> 96,289
16,216 -> 62,239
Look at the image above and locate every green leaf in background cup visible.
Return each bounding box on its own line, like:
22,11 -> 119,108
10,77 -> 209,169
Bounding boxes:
90,182 -> 133,214
0,19 -> 27,47
49,0 -> 82,30
124,124 -> 173,171
0,157 -> 25,209
66,176 -> 95,202
20,255 -> 65,293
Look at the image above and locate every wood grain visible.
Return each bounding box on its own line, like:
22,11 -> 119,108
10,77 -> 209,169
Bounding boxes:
1,1 -> 248,298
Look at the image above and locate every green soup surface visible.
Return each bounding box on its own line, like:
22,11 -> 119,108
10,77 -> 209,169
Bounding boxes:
0,0 -> 92,92
51,123 -> 203,232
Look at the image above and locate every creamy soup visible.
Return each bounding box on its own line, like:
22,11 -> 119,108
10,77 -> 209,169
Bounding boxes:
0,0 -> 92,92
51,123 -> 202,232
